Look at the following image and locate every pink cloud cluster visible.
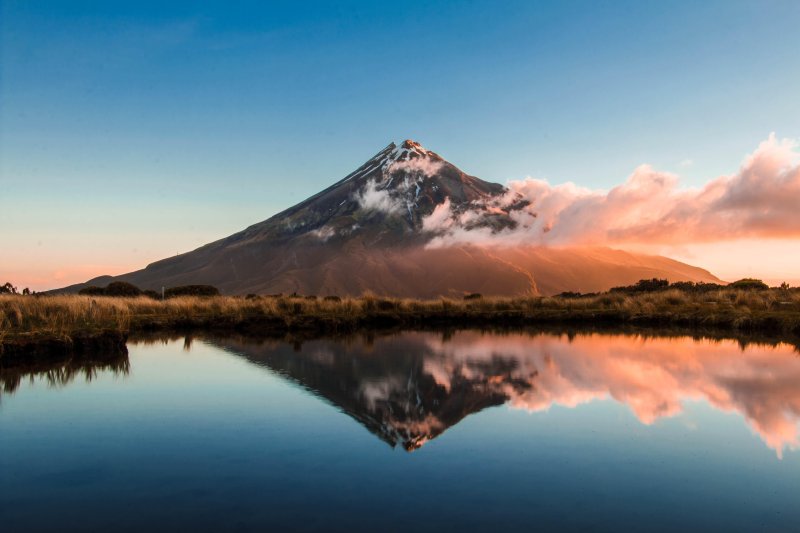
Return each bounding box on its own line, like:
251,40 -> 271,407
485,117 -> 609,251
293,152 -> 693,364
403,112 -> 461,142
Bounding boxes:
424,134 -> 800,247
420,331 -> 800,457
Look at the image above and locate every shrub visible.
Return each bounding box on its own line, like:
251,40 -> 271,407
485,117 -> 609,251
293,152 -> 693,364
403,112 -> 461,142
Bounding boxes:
104,281 -> 142,297
164,285 -> 220,298
1,282 -> 18,294
324,295 -> 342,302
142,290 -> 161,300
612,278 -> 669,293
668,281 -> 696,292
464,293 -> 483,300
556,291 -> 582,298
78,282 -> 142,297
730,278 -> 769,291
78,286 -> 106,296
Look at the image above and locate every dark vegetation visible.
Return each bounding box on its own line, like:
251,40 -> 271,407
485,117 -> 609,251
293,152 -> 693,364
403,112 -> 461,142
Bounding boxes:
7,321 -> 797,397
78,282 -> 220,299
606,277 -> 771,294
0,347 -> 130,394
165,285 -> 220,298
1,282 -> 32,296
79,281 -> 144,297
2,278 -> 800,366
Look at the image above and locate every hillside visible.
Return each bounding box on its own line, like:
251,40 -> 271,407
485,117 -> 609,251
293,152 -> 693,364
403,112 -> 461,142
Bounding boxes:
59,140 -> 720,296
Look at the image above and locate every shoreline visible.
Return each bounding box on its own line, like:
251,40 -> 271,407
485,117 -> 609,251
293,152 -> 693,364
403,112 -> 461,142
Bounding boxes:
2,290 -> 800,367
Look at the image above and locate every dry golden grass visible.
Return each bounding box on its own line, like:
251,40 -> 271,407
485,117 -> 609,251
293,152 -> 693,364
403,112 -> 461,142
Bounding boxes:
2,288 -> 800,342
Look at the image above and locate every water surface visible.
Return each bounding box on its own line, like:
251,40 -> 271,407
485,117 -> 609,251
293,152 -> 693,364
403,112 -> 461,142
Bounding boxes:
2,331 -> 799,531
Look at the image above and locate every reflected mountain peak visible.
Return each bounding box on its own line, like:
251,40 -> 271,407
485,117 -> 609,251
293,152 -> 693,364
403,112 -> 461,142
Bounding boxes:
200,331 -> 800,457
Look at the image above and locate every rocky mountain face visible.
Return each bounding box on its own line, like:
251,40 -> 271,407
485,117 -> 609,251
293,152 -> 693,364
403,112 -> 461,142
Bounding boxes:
62,140 -> 720,296
213,139 -> 511,247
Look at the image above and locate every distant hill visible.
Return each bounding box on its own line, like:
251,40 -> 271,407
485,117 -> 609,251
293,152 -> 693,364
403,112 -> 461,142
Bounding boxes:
58,140 -> 720,296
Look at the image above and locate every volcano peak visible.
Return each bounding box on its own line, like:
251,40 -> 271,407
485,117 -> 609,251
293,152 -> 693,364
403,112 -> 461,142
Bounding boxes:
58,139 -> 722,298
386,139 -> 440,166
400,139 -> 426,151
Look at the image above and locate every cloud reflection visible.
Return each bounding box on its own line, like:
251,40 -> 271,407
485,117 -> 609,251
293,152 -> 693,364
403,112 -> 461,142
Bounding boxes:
210,331 -> 800,456
422,332 -> 800,457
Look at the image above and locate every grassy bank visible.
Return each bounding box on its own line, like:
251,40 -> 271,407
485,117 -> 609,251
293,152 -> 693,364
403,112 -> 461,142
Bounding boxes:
2,287 -> 800,360
7,322 -> 796,397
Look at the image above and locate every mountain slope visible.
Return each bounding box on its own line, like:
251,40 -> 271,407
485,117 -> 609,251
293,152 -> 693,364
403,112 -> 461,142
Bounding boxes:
60,140 -> 721,296
209,333 -> 521,451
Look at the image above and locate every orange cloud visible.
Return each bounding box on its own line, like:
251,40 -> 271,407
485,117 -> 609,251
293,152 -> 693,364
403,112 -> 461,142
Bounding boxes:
424,134 -> 800,247
420,332 -> 800,457
211,330 -> 800,455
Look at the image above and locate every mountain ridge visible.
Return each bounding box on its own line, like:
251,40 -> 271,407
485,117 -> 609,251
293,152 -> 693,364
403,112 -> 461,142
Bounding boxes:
58,140 -> 722,296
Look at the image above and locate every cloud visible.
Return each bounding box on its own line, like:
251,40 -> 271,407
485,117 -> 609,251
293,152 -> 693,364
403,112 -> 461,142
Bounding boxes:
355,180 -> 403,214
309,226 -> 335,241
423,134 -> 800,248
422,197 -> 453,232
387,158 -> 443,177
419,331 -> 800,457
285,330 -> 800,457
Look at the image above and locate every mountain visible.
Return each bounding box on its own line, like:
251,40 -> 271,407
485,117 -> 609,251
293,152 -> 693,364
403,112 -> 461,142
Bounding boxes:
205,329 -> 800,453
208,333 -> 526,451
61,140 -> 720,296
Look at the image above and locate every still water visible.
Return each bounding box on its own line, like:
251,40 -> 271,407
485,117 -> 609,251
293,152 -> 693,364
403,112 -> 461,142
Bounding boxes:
2,330 -> 800,532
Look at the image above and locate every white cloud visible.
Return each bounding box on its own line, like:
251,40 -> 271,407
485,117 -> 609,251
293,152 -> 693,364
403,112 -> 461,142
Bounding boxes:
309,226 -> 335,241
387,158 -> 443,177
421,197 -> 453,232
355,180 -> 403,214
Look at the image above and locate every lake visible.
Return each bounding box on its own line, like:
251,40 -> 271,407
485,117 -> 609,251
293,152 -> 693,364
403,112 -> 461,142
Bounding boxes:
2,330 -> 799,532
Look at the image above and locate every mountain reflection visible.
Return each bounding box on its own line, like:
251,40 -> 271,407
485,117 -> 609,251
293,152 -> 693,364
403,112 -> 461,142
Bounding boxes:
209,331 -> 800,456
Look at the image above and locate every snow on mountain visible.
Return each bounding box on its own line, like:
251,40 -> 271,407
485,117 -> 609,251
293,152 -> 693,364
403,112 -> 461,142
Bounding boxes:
58,140 -> 721,297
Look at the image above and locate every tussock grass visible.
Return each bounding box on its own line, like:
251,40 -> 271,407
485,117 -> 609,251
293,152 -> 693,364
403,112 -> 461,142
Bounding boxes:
3,288 -> 800,344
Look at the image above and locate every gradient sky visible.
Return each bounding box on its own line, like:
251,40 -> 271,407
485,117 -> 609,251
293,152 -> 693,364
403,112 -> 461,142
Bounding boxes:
2,0 -> 800,290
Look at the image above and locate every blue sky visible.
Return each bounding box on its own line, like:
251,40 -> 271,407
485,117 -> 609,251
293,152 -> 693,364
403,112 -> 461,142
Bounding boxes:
2,0 -> 800,289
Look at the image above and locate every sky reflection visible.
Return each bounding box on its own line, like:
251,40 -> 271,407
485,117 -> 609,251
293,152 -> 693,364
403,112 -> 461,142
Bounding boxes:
3,330 -> 800,530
